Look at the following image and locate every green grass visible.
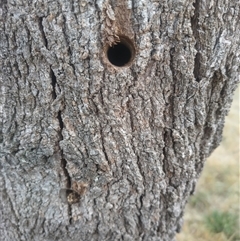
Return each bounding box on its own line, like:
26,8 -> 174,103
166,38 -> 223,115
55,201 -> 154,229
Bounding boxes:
204,210 -> 239,240
176,86 -> 239,241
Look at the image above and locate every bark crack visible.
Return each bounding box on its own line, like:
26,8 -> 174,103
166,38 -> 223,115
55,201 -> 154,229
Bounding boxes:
62,15 -> 77,78
169,47 -> 176,125
38,17 -> 48,49
50,68 -> 72,223
50,69 -> 57,100
191,0 -> 201,82
193,52 -> 201,82
99,124 -> 111,168
162,130 -> 168,175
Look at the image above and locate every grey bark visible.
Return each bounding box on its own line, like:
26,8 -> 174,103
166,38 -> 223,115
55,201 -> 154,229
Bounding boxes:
0,0 -> 239,240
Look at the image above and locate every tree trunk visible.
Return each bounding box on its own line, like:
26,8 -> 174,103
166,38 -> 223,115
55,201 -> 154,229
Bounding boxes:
0,0 -> 239,240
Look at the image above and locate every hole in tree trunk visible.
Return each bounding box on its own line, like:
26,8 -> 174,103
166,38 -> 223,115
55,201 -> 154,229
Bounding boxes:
106,37 -> 135,67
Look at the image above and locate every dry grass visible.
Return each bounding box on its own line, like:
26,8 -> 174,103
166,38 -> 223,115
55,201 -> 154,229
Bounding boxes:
176,86 -> 239,241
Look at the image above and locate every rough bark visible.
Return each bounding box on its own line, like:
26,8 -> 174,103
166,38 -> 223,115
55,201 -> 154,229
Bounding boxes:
0,0 -> 239,240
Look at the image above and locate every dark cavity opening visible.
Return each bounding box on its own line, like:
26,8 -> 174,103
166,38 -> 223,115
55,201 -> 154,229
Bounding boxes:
107,41 -> 132,67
